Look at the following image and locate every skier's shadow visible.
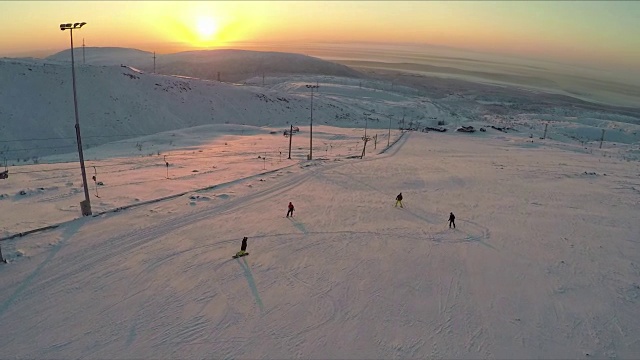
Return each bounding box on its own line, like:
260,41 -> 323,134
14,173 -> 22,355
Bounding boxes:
287,217 -> 308,235
236,257 -> 265,313
429,219 -> 496,251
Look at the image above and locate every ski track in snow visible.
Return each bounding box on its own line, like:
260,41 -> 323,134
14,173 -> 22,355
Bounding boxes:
0,132 -> 415,357
1,129 -> 639,358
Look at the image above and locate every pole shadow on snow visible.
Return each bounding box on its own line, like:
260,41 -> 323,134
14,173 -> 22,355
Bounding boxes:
0,218 -> 86,317
236,256 -> 264,313
125,319 -> 138,347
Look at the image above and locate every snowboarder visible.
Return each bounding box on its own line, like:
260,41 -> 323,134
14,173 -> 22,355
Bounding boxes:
395,193 -> 403,208
286,202 -> 295,217
449,212 -> 456,229
235,236 -> 248,257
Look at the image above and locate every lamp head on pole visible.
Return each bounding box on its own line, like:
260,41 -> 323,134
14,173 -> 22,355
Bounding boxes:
60,22 -> 86,31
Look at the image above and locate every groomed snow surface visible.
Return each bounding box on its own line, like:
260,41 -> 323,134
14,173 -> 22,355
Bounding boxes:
1,126 -> 639,359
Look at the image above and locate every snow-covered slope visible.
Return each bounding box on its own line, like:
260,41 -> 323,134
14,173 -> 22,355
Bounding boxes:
0,57 -> 423,161
3,54 -> 640,167
1,130 -> 639,359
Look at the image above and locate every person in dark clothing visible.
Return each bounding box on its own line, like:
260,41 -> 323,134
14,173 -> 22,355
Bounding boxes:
449,212 -> 456,229
395,193 -> 403,208
236,236 -> 248,256
286,202 -> 295,217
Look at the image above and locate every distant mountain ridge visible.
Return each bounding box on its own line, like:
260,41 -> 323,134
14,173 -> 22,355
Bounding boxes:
47,47 -> 363,83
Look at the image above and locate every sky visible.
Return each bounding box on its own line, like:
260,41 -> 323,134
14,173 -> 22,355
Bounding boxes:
1,1 -> 639,76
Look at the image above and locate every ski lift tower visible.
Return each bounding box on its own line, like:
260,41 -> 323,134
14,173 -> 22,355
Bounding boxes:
0,158 -> 8,179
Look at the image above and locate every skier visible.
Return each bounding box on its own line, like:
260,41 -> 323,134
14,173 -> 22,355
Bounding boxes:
236,236 -> 248,257
449,212 -> 456,229
395,193 -> 403,208
286,202 -> 295,217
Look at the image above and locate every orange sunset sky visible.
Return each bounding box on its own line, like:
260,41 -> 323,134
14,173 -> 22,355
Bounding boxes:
1,1 -> 639,76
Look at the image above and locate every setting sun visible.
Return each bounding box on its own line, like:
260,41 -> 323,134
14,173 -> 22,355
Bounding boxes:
196,16 -> 218,39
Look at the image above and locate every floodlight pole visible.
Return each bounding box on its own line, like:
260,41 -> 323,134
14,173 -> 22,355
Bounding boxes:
306,84 -> 319,160
61,22 -> 91,216
388,116 -> 391,147
310,87 -> 313,160
288,124 -> 293,159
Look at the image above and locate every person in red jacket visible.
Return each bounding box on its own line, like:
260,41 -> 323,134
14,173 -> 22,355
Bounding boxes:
286,202 -> 295,217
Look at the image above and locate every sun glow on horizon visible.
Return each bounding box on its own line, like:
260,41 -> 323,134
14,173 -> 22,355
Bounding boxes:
160,3 -> 229,49
0,1 -> 638,77
196,16 -> 218,40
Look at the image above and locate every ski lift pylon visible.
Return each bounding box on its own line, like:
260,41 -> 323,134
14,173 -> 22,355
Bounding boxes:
0,158 -> 8,180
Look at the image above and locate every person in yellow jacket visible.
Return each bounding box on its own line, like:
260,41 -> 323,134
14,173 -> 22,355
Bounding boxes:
235,237 -> 248,257
395,193 -> 403,208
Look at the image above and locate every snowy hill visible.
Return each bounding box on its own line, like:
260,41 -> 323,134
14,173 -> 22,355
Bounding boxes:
3,54 -> 640,166
46,47 -> 152,66
46,47 -> 363,83
0,57 -> 422,161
